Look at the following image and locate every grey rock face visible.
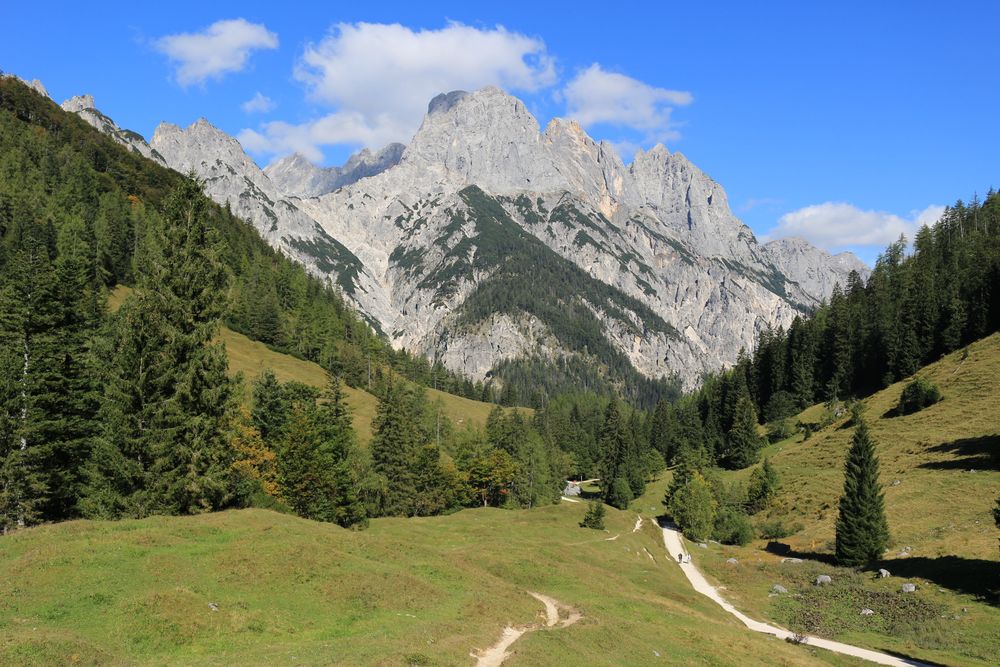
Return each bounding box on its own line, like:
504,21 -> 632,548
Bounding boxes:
60,95 -> 166,166
64,83 -> 865,391
901,583 -> 917,593
815,575 -> 833,586
148,118 -> 392,325
765,237 -> 870,301
265,143 -> 404,198
860,608 -> 875,616
771,584 -> 788,594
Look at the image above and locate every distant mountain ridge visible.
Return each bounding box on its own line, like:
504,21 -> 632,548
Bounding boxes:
60,85 -> 869,395
264,143 -> 405,198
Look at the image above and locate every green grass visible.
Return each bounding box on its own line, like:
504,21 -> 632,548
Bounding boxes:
0,504 -> 861,666
108,286 -> 499,443
689,333 -> 1000,666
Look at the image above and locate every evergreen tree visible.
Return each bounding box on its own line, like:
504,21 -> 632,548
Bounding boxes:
745,458 -> 779,513
720,394 -> 763,469
835,418 -> 890,566
580,500 -> 606,530
85,180 -> 238,516
251,370 -> 290,445
370,379 -> 421,515
0,219 -> 100,526
598,401 -> 633,509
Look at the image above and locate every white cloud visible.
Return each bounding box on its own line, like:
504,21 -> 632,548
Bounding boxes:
562,64 -> 692,141
242,92 -> 275,114
765,202 -> 946,250
155,19 -> 278,86
241,21 -> 555,159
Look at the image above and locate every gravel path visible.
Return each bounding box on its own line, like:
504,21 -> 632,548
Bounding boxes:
472,592 -> 581,666
659,521 -> 931,667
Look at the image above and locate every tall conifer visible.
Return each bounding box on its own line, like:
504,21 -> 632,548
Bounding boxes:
835,418 -> 890,566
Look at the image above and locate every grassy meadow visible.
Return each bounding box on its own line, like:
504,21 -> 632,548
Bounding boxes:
677,333 -> 1000,666
0,502 -> 865,666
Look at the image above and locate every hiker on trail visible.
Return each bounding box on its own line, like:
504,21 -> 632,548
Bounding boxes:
678,553 -> 683,563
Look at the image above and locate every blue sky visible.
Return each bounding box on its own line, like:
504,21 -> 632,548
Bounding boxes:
4,1 -> 998,262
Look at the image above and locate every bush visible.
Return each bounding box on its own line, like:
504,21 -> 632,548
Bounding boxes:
757,518 -> 804,539
712,506 -> 755,545
605,477 -> 634,510
745,458 -> 779,513
580,501 -> 606,529
671,472 -> 717,541
766,418 -> 795,443
898,377 -> 941,414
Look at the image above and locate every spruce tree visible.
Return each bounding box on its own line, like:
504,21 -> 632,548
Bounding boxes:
251,370 -> 290,445
721,394 -> 763,469
0,220 -> 99,526
85,179 -> 237,516
835,418 -> 890,566
598,401 -> 632,509
370,379 -> 421,515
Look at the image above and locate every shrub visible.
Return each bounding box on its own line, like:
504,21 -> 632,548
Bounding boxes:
898,377 -> 941,414
767,418 -> 795,443
757,518 -> 804,539
604,477 -> 634,510
712,506 -> 756,545
580,501 -> 606,530
745,458 -> 779,513
671,472 -> 717,541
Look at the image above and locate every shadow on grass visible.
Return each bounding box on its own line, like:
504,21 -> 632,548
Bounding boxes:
917,434 -> 1000,470
764,541 -> 999,604
882,556 -> 999,605
763,541 -> 839,565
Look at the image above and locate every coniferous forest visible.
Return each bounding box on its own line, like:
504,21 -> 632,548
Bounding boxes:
1,74 -> 998,550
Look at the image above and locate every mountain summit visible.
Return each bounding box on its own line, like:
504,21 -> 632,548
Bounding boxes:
66,87 -> 867,397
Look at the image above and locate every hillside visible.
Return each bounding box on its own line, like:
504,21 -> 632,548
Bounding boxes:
0,502 -> 868,666
108,287 -> 498,444
670,333 -> 1000,666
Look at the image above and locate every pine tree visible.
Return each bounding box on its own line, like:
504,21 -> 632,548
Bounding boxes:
370,379 -> 421,515
598,401 -> 633,509
720,394 -> 763,469
84,180 -> 238,516
835,418 -> 890,566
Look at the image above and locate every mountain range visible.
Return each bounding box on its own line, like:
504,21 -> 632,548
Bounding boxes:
59,86 -> 868,393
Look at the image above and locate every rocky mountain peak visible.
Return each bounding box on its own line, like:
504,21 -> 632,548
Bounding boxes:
427,90 -> 469,115
765,236 -> 871,299
61,94 -> 96,113
266,143 -> 406,198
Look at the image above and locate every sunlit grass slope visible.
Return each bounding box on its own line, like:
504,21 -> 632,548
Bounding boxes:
108,286 -> 498,443
689,333 -> 1000,666
0,502 -> 867,666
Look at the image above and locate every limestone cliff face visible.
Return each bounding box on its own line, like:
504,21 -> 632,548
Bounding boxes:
263,143 -> 404,198
65,86 -> 866,390
764,237 -> 870,301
